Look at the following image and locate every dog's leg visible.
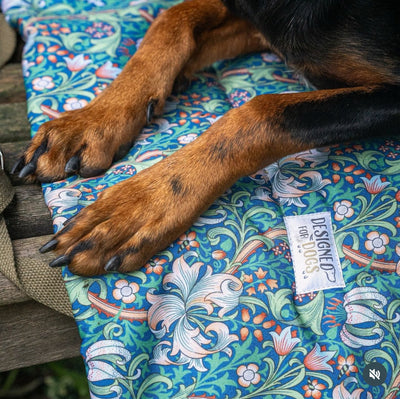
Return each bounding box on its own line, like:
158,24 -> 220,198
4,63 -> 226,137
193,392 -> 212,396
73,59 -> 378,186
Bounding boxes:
174,17 -> 269,91
44,84 -> 400,275
15,0 -> 243,181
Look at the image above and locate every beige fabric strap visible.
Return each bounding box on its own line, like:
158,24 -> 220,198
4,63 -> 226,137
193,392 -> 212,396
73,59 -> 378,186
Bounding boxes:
0,157 -> 73,317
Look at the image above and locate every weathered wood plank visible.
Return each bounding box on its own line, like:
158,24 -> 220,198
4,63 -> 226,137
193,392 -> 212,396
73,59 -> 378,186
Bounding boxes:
0,273 -> 30,305
0,102 -> 31,142
0,301 -> 81,372
1,140 -> 29,184
4,184 -> 53,239
0,62 -> 83,372
0,63 -> 26,104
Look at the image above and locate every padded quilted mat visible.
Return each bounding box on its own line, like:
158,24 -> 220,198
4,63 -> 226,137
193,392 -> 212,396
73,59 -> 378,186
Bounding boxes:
3,0 -> 400,398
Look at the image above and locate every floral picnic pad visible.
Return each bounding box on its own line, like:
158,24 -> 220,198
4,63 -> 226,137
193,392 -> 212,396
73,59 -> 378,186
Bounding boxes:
3,0 -> 400,398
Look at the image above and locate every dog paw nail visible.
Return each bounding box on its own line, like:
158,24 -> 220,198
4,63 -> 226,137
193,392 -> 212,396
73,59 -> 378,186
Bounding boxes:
39,239 -> 58,253
11,157 -> 25,175
49,255 -> 70,268
105,255 -> 122,272
65,155 -> 80,174
18,162 -> 36,178
146,100 -> 156,124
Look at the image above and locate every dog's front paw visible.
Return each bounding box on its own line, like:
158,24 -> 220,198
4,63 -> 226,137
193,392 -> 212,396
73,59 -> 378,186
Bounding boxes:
12,99 -> 155,182
40,160 -> 203,276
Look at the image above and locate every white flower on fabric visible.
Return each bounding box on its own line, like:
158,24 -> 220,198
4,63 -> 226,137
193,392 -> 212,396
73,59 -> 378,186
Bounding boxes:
86,340 -> 132,383
63,97 -> 88,111
237,364 -> 261,388
112,279 -> 139,304
265,149 -> 330,207
44,187 -> 82,214
177,133 -> 197,144
32,76 -> 55,91
364,231 -> 389,255
147,256 -> 242,371
334,200 -> 354,221
95,60 -> 121,79
340,287 -> 400,348
333,377 -> 373,399
64,54 -> 92,72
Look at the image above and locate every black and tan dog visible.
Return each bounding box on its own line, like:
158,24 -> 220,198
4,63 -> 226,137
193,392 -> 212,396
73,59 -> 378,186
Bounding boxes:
13,0 -> 400,275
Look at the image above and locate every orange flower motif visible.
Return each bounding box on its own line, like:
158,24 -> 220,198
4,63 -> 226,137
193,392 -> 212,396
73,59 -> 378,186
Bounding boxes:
145,258 -> 166,275
240,327 -> 249,341
241,308 -> 250,322
178,231 -> 200,251
246,287 -> 256,296
257,283 -> 268,293
336,354 -> 358,377
331,162 -> 364,184
242,273 -> 253,283
36,43 -> 68,64
212,250 -> 226,260
262,320 -> 276,329
254,267 -> 267,279
178,110 -> 205,125
266,279 -> 278,290
254,330 -> 264,342
38,22 -> 70,36
303,379 -> 326,399
253,312 -> 267,324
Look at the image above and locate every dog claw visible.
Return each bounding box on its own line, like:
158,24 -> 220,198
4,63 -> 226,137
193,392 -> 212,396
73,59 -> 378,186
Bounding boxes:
17,140 -> 48,178
11,157 -> 25,175
146,100 -> 156,124
65,155 -> 81,174
104,255 -> 122,272
18,162 -> 36,178
39,239 -> 58,254
49,254 -> 70,268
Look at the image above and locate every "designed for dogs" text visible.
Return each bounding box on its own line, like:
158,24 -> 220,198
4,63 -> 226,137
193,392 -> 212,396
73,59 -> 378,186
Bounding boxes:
284,212 -> 345,294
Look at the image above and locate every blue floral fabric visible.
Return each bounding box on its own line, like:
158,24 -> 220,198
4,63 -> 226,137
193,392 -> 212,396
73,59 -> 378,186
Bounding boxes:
3,0 -> 400,398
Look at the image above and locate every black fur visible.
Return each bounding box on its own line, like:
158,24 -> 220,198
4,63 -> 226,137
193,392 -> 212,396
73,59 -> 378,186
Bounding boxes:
222,0 -> 400,88
283,86 -> 400,145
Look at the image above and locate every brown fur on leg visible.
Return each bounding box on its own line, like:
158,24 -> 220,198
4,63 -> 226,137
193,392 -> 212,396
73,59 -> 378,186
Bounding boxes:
20,0 -> 239,182
47,84 -> 400,276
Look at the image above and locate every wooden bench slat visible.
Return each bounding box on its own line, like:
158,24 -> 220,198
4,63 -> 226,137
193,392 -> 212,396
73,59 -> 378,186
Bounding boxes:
0,63 -> 26,104
0,102 -> 31,142
0,301 -> 81,372
0,62 -> 83,371
4,184 -> 54,239
0,273 -> 30,305
1,140 -> 31,185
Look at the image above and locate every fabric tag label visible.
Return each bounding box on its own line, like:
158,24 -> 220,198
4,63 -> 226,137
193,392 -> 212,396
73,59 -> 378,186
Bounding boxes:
284,212 -> 345,294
